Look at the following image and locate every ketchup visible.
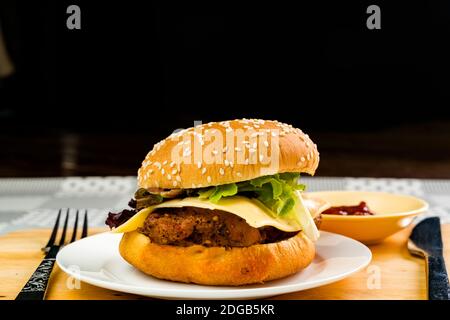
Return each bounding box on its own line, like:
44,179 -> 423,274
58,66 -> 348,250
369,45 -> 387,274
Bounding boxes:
322,201 -> 375,216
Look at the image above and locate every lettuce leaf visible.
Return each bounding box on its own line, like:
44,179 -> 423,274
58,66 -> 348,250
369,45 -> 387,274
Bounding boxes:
198,183 -> 238,202
196,173 -> 306,218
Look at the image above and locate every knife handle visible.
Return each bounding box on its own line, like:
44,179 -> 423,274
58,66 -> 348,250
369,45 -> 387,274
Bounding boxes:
427,255 -> 450,300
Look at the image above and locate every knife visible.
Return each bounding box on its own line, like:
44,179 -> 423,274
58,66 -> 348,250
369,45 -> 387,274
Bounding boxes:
408,217 -> 450,300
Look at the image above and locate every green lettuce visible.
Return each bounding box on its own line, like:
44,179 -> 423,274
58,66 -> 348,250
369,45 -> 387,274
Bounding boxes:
198,183 -> 238,203
197,173 -> 305,217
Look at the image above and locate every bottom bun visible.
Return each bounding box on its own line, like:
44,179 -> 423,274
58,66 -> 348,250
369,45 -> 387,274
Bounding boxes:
119,230 -> 315,286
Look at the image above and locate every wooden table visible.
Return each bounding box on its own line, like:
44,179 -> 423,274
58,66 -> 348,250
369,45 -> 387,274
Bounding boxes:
1,226 -> 449,300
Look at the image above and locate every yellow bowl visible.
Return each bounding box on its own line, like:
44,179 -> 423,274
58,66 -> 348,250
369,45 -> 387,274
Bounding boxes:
306,191 -> 429,244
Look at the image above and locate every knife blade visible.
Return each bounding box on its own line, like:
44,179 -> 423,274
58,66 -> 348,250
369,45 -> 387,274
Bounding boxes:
408,217 -> 450,300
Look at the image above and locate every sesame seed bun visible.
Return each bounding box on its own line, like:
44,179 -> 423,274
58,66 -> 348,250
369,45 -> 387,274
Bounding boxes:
138,119 -> 319,189
119,230 -> 315,286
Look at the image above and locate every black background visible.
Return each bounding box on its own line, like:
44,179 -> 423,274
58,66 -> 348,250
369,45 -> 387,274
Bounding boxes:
1,1 -> 450,177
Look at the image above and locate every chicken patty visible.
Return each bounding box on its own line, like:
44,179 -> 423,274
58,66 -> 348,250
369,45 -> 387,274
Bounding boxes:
139,206 -> 305,247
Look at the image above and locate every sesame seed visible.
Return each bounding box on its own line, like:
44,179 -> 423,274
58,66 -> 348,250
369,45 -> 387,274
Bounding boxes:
223,146 -> 228,153
219,168 -> 225,175
161,168 -> 165,174
307,154 -> 311,160
207,176 -> 212,183
259,154 -> 264,162
201,168 -> 207,175
263,141 -> 269,147
183,148 -> 191,157
252,142 -> 257,149
172,169 -> 178,175
301,157 -> 306,162
167,174 -> 172,180
224,159 -> 229,166
176,176 -> 181,182
235,147 -> 242,152
149,169 -> 154,174
237,172 -> 242,177
192,183 -> 196,188
197,162 -> 202,169
212,149 -> 218,155
163,160 -> 168,165
173,181 -> 178,187
170,161 -> 175,167
245,158 -> 249,165
154,162 -> 161,169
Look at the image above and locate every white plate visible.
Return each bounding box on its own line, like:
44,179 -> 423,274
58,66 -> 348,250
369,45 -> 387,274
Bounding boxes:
56,231 -> 371,299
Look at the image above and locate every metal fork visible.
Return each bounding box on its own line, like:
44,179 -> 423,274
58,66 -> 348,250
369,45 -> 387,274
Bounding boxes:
15,209 -> 88,300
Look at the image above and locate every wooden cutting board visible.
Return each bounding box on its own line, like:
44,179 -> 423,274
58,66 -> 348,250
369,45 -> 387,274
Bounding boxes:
1,225 -> 449,300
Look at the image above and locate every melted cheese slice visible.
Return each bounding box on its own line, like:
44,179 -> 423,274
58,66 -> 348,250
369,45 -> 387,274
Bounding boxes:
302,193 -> 331,218
113,194 -> 321,241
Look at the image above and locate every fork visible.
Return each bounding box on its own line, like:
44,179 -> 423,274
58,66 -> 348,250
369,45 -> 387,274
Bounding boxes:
15,209 -> 88,300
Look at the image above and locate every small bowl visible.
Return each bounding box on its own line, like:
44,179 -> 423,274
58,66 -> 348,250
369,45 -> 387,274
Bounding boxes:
306,191 -> 429,244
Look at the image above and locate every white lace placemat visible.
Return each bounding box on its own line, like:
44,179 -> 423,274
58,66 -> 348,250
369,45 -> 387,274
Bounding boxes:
0,176 -> 449,235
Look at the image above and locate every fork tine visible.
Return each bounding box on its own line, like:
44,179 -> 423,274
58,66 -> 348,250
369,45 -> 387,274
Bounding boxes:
69,210 -> 79,243
44,209 -> 62,249
81,210 -> 88,238
58,209 -> 70,246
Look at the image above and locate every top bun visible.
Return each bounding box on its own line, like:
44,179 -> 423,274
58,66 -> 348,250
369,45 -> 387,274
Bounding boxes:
138,119 -> 319,189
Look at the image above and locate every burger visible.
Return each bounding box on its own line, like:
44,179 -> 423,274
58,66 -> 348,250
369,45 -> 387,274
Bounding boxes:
106,119 -> 329,286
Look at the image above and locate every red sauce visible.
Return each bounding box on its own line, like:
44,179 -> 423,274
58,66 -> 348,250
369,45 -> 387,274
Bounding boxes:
322,201 -> 375,216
